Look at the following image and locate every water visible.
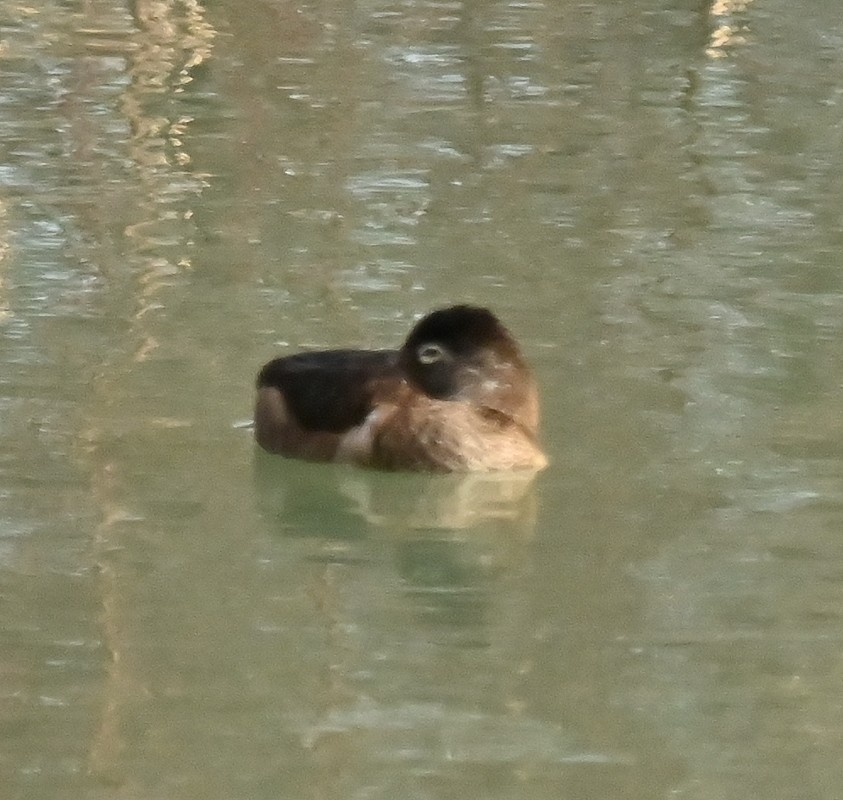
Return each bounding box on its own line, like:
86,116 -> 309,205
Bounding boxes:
1,0 -> 842,798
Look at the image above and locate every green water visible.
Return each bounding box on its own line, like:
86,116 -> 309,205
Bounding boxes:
1,0 -> 842,797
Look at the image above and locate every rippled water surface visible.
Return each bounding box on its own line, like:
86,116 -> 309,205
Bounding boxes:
1,1 -> 842,798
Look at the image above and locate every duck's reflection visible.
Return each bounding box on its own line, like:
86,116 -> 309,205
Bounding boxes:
254,450 -> 537,535
252,453 -> 634,773
333,468 -> 538,535
253,450 -> 539,622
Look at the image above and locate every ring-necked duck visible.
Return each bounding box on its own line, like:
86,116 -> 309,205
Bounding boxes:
254,305 -> 547,472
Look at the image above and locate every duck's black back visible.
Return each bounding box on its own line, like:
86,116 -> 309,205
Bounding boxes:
257,349 -> 398,433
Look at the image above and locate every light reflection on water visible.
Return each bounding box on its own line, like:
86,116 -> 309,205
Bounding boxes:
0,0 -> 842,797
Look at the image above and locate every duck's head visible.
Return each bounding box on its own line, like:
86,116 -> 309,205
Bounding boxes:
399,305 -> 539,429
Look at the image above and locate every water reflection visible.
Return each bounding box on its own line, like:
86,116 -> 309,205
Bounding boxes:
252,453 -> 639,781
707,0 -> 754,58
295,696 -> 631,766
254,455 -> 539,644
257,446 -> 535,513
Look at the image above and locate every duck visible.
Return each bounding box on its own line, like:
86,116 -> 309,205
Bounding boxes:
254,305 -> 547,472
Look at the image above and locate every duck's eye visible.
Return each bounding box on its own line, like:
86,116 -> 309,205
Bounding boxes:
417,343 -> 446,365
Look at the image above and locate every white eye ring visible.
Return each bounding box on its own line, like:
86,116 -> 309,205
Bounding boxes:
417,343 -> 446,365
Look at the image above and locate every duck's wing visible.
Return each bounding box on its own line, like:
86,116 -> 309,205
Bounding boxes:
257,349 -> 400,433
